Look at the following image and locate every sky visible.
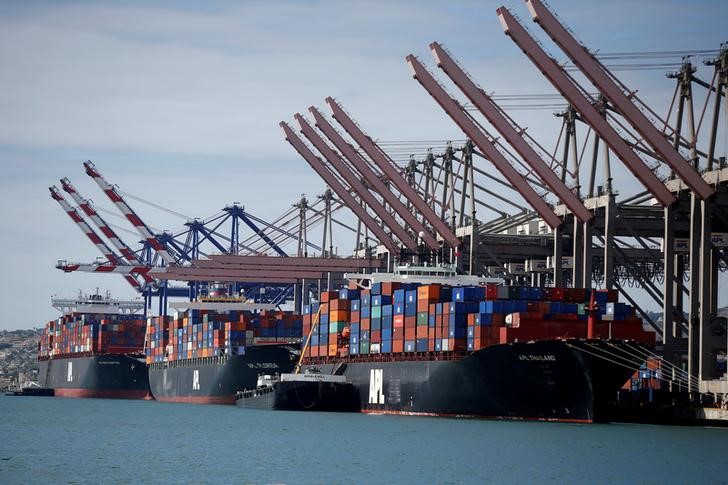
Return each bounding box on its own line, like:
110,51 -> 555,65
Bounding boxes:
0,0 -> 726,330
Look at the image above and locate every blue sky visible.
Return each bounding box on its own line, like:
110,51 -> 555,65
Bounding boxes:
0,0 -> 726,330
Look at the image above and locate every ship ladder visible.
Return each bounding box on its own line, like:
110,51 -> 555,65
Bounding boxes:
332,362 -> 348,376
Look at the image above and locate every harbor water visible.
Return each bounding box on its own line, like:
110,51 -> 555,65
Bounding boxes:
1,395 -> 726,484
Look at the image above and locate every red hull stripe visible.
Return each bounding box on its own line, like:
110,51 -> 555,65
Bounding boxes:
54,388 -> 149,400
360,409 -> 592,424
154,396 -> 234,405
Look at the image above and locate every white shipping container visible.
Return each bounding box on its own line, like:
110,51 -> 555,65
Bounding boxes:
711,233 -> 728,247
547,256 -> 574,269
506,263 -> 527,275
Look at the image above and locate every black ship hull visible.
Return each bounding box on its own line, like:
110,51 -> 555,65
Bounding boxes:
38,354 -> 150,399
302,339 -> 641,423
148,344 -> 298,404
236,380 -> 360,412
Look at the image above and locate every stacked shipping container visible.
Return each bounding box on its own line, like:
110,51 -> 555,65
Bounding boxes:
301,283 -> 654,359
144,309 -> 303,364
37,313 -> 146,359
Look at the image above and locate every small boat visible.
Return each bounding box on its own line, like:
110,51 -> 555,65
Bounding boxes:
235,367 -> 360,412
5,382 -> 54,397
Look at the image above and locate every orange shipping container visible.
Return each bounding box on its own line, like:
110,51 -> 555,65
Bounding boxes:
330,310 -> 350,322
417,284 -> 441,301
393,340 -> 404,353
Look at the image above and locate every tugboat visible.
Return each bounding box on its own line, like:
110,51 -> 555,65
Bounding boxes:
235,367 -> 359,411
5,381 -> 55,397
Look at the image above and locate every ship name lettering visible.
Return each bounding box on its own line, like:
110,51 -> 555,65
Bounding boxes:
369,369 -> 385,404
518,354 -> 556,362
247,363 -> 279,369
67,362 -> 73,382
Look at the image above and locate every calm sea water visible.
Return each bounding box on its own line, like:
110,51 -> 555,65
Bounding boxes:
0,395 -> 726,484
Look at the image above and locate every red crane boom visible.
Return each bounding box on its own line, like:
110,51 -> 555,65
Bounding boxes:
49,186 -> 141,290
308,106 -> 441,251
496,7 -> 676,207
326,97 -> 462,248
526,0 -> 713,200
295,113 -> 419,252
280,121 -> 401,255
406,55 -> 563,228
430,41 -> 593,223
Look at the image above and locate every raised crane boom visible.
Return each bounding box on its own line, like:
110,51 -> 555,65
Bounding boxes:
49,185 -> 142,290
325,97 -> 462,248
60,177 -> 154,283
430,42 -> 593,223
406,54 -> 563,229
294,113 -> 420,252
496,7 -> 677,207
280,121 -> 401,255
83,161 -> 177,265
526,0 -> 713,200
57,262 -> 152,277
308,106 -> 441,251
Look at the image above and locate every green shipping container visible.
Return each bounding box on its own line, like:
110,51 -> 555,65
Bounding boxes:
360,341 -> 370,354
329,322 -> 348,333
416,312 -> 429,326
371,307 -> 382,319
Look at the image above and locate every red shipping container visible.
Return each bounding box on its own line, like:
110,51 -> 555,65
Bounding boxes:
393,315 -> 404,327
320,291 -> 338,303
392,327 -> 404,339
416,325 -> 428,339
492,314 -> 505,327
381,282 -> 401,295
451,338 -> 467,352
404,327 -> 416,340
360,318 -> 371,330
404,316 -> 416,328
330,299 -> 350,311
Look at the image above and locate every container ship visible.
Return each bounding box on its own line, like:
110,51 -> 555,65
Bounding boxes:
145,294 -> 301,404
295,266 -> 655,423
37,291 -> 150,399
